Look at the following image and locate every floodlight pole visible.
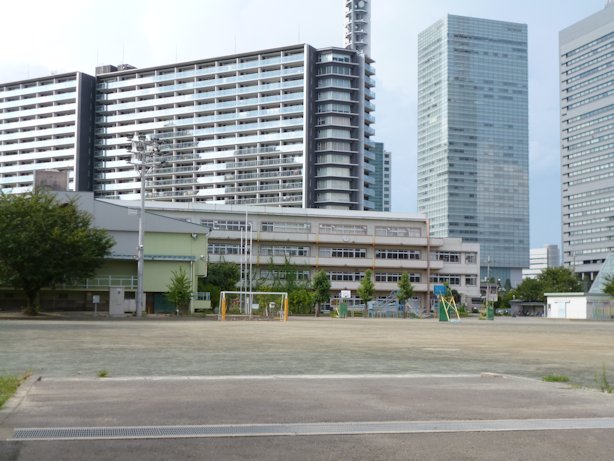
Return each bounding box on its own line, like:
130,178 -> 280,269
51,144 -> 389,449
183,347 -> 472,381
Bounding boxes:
137,159 -> 145,318
129,133 -> 161,318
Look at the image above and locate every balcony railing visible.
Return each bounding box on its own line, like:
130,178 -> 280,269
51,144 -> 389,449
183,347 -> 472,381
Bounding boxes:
60,276 -> 138,290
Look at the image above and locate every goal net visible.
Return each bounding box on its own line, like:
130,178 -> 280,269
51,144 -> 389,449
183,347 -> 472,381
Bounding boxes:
219,291 -> 288,321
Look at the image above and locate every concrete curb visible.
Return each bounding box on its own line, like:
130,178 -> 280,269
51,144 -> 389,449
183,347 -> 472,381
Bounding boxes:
0,374 -> 41,439
36,372 -> 551,383
39,373 -> 485,383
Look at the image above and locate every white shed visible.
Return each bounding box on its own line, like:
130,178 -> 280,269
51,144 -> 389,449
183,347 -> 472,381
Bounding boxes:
545,293 -> 614,320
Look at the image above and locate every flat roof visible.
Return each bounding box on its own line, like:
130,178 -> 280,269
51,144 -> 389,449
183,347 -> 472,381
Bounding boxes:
560,4 -> 614,45
544,292 -> 614,298
98,198 -> 428,223
0,71 -> 85,89
96,44 -> 310,79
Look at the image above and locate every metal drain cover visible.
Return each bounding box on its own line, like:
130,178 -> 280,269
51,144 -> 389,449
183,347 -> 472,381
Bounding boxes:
12,418 -> 614,441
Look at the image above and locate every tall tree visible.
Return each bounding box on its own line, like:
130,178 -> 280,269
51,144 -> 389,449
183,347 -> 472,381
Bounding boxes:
198,261 -> 240,309
289,288 -> 314,315
537,267 -> 582,294
312,270 -> 331,317
603,274 -> 614,297
273,257 -> 300,294
165,266 -> 192,314
512,268 -> 582,304
513,277 -> 544,302
397,273 -> 414,315
0,192 -> 114,315
358,269 -> 375,317
260,257 -> 314,314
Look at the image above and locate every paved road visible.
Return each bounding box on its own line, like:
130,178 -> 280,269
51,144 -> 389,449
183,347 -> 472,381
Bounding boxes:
2,374 -> 614,460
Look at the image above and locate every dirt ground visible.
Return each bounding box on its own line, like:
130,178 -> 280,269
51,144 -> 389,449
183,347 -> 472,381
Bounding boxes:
1,316 -> 613,388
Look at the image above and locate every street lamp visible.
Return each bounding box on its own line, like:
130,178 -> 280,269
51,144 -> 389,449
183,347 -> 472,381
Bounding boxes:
129,133 -> 162,317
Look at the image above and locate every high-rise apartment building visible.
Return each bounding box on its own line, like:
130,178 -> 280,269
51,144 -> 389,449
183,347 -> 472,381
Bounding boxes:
93,44 -> 376,209
0,72 -> 96,194
0,2 -> 379,211
372,141 -> 391,211
560,3 -> 614,282
417,15 -> 529,286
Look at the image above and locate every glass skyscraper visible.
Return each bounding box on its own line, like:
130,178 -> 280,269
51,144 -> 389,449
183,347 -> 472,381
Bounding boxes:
417,15 -> 529,286
560,3 -> 614,283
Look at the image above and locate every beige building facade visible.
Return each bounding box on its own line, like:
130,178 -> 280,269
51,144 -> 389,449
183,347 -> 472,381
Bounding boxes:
109,201 -> 481,310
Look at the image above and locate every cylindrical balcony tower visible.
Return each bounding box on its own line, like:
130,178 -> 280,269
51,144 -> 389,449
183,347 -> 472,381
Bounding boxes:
344,0 -> 371,56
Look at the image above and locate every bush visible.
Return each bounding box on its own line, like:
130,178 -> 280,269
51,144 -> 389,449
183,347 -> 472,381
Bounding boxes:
543,374 -> 569,383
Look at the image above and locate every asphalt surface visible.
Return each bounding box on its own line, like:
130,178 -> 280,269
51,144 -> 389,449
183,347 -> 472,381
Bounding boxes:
1,316 -> 614,459
2,374 -> 614,460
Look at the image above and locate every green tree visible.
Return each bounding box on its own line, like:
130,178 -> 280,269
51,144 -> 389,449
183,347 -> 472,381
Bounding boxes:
512,277 -> 545,302
0,192 -> 114,315
289,287 -> 314,315
358,269 -> 375,316
260,257 -> 314,315
165,266 -> 192,314
442,282 -> 461,304
312,270 -> 331,317
267,257 -> 304,294
538,267 -> 582,294
198,261 -> 240,309
603,274 -> 614,297
511,268 -> 582,304
397,273 -> 414,315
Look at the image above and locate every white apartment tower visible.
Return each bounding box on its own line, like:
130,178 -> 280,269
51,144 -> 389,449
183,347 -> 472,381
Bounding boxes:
0,72 -> 96,194
0,2 -> 378,211
94,43 -> 376,210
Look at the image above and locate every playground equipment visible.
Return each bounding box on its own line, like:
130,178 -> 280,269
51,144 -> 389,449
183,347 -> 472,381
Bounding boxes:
219,291 -> 288,321
435,284 -> 461,322
369,291 -> 403,318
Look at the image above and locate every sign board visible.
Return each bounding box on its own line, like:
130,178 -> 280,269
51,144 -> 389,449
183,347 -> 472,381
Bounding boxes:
433,284 -> 447,296
34,170 -> 69,192
340,290 -> 351,299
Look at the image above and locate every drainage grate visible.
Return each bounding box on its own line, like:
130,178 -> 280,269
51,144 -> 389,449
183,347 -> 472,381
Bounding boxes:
11,418 -> 614,441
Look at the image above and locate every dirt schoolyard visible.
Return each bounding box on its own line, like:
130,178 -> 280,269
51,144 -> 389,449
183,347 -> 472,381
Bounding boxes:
1,316 -> 613,388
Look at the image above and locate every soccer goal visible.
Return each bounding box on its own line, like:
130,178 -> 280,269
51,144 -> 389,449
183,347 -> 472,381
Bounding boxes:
219,291 -> 289,321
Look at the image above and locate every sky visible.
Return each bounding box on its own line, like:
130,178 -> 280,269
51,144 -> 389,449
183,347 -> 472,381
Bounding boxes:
0,0 -> 607,248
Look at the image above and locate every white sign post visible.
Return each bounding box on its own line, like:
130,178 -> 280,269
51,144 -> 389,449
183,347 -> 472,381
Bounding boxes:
92,295 -> 100,316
